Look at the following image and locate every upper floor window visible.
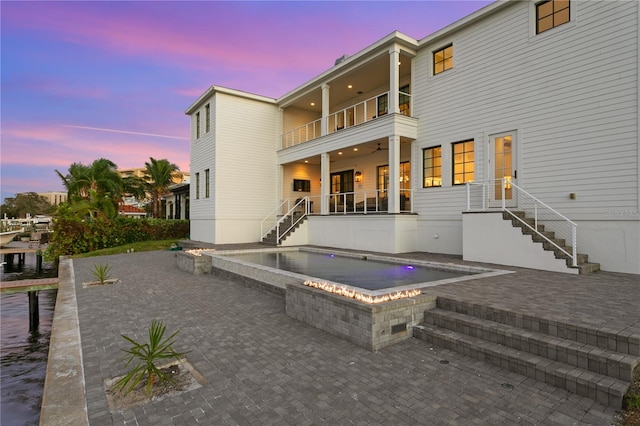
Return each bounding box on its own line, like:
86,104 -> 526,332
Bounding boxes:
453,140 -> 474,184
433,45 -> 453,75
205,104 -> 211,133
536,0 -> 569,34
423,146 -> 442,187
195,112 -> 201,139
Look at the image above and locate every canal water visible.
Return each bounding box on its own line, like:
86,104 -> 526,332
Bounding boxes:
1,252 -> 57,426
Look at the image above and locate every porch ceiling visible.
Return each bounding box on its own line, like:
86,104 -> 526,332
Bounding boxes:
290,138 -> 413,165
284,52 -> 413,113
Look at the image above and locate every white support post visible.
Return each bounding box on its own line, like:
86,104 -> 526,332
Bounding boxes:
321,152 -> 330,215
389,47 -> 400,114
321,84 -> 330,136
388,135 -> 401,213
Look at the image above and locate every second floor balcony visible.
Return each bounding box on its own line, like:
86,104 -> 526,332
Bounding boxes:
281,90 -> 412,149
278,41 -> 416,150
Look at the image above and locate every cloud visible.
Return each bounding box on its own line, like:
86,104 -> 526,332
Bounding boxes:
60,125 -> 189,141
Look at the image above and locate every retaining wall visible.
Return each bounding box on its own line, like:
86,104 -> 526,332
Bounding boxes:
286,282 -> 436,351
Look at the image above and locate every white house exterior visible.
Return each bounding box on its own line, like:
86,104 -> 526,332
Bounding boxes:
186,0 -> 639,274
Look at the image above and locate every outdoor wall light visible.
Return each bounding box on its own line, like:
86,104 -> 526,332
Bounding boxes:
355,171 -> 363,182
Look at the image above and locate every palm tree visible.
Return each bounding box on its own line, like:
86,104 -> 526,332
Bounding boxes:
55,158 -> 123,219
144,157 -> 179,218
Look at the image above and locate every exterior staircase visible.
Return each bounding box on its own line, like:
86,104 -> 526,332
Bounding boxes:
261,211 -> 306,246
413,297 -> 640,409
504,211 -> 600,274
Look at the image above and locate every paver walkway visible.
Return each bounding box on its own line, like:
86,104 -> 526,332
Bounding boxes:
72,247 -> 639,425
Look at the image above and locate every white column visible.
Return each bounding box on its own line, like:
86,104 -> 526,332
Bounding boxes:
388,135 -> 401,213
389,47 -> 400,114
277,164 -> 284,207
321,152 -> 330,214
321,84 -> 330,136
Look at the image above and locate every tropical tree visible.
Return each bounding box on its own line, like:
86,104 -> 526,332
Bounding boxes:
0,192 -> 53,218
144,157 -> 179,218
55,158 -> 123,219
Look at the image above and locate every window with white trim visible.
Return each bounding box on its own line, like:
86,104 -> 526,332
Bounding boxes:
536,0 -> 569,34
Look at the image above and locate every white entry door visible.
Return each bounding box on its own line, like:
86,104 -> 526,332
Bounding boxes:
488,132 -> 517,207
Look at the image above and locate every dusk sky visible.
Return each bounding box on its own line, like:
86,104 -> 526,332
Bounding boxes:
1,0 -> 493,203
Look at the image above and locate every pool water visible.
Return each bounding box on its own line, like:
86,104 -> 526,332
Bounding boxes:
224,250 -> 473,291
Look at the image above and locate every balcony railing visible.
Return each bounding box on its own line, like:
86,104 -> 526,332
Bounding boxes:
281,91 -> 412,149
305,188 -> 412,214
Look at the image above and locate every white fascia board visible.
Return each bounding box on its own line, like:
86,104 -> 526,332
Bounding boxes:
277,31 -> 419,107
418,0 -> 511,47
185,85 -> 276,115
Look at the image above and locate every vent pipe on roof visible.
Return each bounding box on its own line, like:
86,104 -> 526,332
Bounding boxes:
334,54 -> 350,65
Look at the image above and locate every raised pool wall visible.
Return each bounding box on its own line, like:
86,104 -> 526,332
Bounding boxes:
176,251 -> 212,275
286,282 -> 436,351
187,249 -> 438,351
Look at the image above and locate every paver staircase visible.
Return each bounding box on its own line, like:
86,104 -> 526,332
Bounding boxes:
504,211 -> 600,274
261,211 -> 306,246
413,297 -> 640,408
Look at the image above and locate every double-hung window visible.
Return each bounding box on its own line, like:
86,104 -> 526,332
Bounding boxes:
205,169 -> 210,198
423,146 -> 442,187
452,140 -> 474,184
195,112 -> 200,139
205,104 -> 211,133
195,172 -> 200,199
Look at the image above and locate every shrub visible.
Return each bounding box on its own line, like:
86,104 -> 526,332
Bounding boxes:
91,264 -> 112,285
115,320 -> 188,397
44,217 -> 189,261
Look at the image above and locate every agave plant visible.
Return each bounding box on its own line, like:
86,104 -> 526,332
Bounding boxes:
115,320 -> 188,397
91,263 -> 112,285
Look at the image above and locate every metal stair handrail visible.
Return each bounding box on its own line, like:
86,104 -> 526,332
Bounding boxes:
274,197 -> 310,244
466,179 -> 578,267
260,199 -> 291,240
260,197 -> 310,244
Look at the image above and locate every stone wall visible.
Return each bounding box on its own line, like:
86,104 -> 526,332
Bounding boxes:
176,251 -> 212,275
286,282 -> 437,351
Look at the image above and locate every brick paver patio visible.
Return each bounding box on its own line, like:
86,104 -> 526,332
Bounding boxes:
72,246 -> 639,425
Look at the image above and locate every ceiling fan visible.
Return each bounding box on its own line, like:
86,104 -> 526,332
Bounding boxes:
372,143 -> 388,153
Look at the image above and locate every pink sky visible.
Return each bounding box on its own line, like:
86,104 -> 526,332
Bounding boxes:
1,0 -> 493,202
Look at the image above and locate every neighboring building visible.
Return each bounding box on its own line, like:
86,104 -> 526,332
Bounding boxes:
118,168 -> 190,184
163,182 -> 190,220
37,191 -> 67,206
186,0 -> 639,274
118,204 -> 147,218
118,168 -> 190,207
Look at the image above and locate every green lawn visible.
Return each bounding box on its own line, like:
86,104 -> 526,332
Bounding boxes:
72,239 -> 182,258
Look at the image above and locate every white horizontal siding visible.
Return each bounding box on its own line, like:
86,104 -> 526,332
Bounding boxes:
412,0 -> 638,222
190,96 -> 216,221
215,93 -> 280,222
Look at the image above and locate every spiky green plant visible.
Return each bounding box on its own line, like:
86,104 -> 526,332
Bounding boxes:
115,320 -> 188,397
91,263 -> 112,285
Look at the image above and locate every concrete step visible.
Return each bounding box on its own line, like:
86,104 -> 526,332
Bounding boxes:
413,323 -> 629,408
435,297 -> 639,356
503,210 -> 598,274
424,308 -> 638,381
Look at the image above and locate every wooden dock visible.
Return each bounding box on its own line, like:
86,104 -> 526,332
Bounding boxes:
0,277 -> 58,294
0,247 -> 41,255
0,278 -> 58,331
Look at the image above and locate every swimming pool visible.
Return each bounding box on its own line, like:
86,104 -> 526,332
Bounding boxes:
209,247 -> 512,296
223,250 -> 473,291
